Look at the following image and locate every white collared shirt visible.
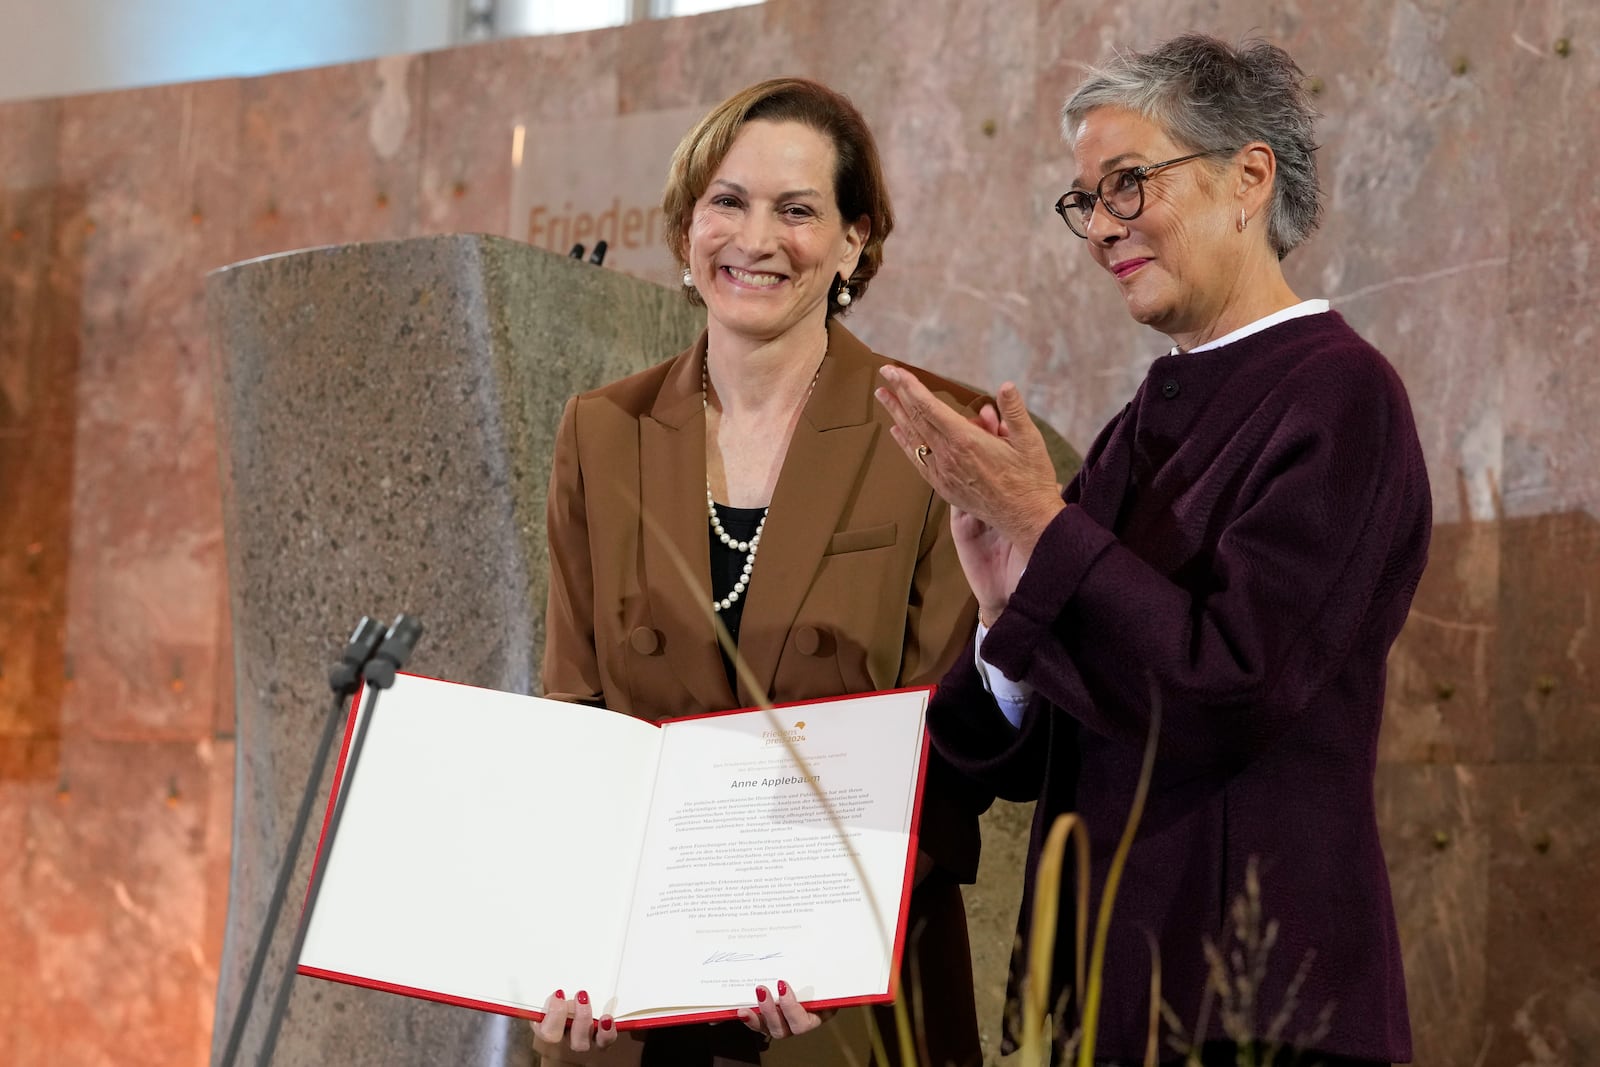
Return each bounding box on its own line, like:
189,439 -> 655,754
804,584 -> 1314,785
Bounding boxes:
979,299 -> 1331,728
1169,299 -> 1329,356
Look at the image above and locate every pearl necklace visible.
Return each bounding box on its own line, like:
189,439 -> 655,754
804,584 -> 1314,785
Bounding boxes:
702,353 -> 822,613
706,483 -> 765,612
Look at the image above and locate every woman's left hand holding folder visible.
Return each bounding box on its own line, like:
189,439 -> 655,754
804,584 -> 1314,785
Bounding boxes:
533,988 -> 617,1052
738,980 -> 830,1040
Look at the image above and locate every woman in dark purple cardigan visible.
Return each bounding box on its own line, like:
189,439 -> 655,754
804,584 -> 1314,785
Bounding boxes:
876,35 -> 1429,1067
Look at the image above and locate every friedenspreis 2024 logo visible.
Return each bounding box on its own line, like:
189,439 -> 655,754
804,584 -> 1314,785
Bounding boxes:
760,721 -> 807,747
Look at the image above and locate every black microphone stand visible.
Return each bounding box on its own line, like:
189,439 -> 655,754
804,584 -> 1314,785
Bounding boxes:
250,614 -> 424,1067
215,614 -> 420,1067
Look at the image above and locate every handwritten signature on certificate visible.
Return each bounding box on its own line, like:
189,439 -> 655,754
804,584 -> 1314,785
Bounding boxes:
703,950 -> 784,965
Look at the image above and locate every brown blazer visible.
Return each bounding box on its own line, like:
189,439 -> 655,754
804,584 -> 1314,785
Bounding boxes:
539,319 -> 987,1066
542,317 -> 974,713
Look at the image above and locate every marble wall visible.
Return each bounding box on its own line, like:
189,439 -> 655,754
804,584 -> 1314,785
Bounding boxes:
0,0 -> 1595,1063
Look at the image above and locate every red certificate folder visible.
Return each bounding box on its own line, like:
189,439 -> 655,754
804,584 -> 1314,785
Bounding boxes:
295,676 -> 932,1029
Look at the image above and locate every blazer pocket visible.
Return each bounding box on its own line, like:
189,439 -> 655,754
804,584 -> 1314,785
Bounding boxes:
824,522 -> 897,556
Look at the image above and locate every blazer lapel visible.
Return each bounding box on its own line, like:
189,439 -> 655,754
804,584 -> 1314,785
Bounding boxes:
639,336 -> 737,713
734,323 -> 878,705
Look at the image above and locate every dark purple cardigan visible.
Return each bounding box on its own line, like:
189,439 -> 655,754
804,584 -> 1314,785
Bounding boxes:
930,312 -> 1429,1063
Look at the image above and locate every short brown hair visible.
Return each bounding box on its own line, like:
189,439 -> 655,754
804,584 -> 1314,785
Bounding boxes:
662,77 -> 893,315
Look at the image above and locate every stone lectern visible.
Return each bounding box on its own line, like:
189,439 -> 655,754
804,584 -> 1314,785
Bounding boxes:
207,234 -> 706,1066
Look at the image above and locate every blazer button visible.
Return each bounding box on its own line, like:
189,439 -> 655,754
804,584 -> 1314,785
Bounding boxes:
1160,378 -> 1181,399
794,625 -> 824,656
629,627 -> 661,655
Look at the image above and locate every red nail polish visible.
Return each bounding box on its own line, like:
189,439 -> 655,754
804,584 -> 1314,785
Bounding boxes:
577,990 -> 589,1006
755,986 -> 768,1002
600,1017 -> 613,1031
554,989 -> 565,1000
777,980 -> 788,997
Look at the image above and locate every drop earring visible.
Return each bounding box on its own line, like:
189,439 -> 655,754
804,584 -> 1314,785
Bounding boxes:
682,268 -> 694,288
1238,209 -> 1247,232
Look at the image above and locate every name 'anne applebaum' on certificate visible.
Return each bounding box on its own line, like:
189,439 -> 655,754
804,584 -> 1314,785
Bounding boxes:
295,676 -> 934,1028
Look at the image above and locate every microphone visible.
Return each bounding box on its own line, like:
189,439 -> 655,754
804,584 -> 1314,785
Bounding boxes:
361,614 -> 424,689
588,239 -> 608,266
568,243 -> 586,259
327,616 -> 386,696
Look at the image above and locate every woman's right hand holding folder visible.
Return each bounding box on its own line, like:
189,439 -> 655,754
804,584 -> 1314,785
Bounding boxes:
533,989 -> 617,1053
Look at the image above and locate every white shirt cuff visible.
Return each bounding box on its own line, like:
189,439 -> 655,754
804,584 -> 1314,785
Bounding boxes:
974,619 -> 1033,728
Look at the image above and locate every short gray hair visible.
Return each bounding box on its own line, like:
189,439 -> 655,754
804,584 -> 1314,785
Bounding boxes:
1062,34 -> 1322,259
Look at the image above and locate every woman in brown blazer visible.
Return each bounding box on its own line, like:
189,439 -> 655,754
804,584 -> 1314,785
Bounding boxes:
535,78 -> 987,1067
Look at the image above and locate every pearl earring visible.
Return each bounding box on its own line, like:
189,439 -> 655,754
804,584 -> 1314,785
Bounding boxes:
682,268 -> 694,288
835,285 -> 852,307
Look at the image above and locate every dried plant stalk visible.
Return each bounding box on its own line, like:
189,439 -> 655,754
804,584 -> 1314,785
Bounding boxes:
1019,812 -> 1090,1064
1075,690 -> 1163,1067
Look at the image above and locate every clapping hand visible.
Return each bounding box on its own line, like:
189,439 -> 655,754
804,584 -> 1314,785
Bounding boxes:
875,370 -> 1062,556
875,371 -> 1062,622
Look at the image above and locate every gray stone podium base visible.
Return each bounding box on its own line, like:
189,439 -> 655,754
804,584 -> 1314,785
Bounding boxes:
207,235 -> 705,1067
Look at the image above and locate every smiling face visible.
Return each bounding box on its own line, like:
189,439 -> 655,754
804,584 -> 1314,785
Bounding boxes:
684,119 -> 867,346
1069,106 -> 1246,342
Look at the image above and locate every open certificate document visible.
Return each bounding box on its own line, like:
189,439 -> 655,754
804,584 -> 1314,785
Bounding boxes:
296,675 -> 933,1028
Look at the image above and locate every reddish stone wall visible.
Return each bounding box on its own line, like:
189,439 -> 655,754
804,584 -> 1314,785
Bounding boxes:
0,0 -> 1594,1062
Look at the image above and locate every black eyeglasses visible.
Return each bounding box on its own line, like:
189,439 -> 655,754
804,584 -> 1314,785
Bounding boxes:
1053,149 -> 1233,238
